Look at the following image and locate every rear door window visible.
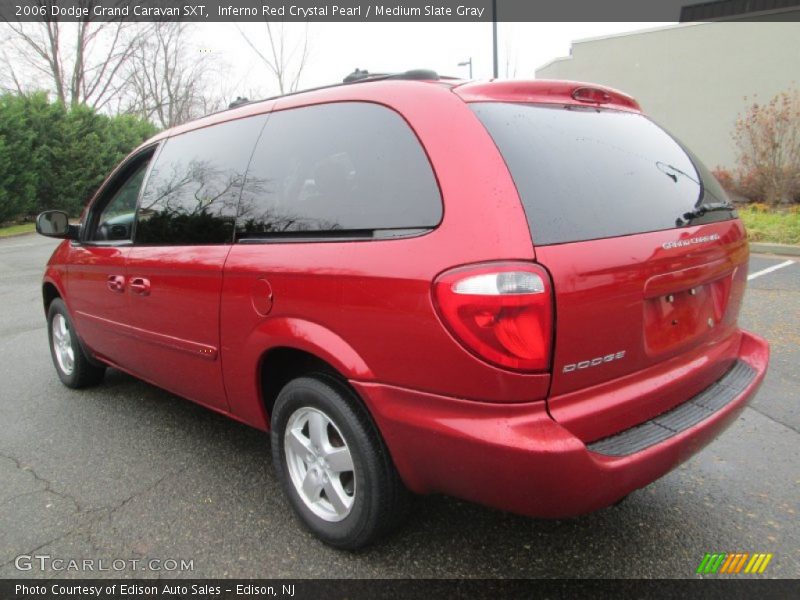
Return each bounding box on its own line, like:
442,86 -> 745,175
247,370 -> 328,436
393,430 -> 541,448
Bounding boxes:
135,115 -> 267,245
236,102 -> 442,239
471,103 -> 734,245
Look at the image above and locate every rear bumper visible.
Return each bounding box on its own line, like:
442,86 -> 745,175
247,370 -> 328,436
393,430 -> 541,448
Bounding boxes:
353,330 -> 769,517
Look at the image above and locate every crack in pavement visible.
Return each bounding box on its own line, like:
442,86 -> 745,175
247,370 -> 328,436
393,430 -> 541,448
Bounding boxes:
0,453 -> 83,512
746,405 -> 800,435
0,452 -> 189,570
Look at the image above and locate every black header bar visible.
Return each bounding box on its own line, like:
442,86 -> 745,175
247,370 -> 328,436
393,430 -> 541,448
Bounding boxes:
1,0 -> 799,22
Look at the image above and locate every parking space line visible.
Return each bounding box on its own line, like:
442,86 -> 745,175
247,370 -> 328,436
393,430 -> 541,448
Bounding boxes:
748,259 -> 795,281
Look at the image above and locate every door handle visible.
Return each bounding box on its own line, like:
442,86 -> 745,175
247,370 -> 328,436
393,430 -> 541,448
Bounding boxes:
107,275 -> 126,293
129,277 -> 151,296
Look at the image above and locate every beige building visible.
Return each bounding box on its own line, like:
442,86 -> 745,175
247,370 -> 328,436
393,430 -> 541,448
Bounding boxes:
535,21 -> 800,169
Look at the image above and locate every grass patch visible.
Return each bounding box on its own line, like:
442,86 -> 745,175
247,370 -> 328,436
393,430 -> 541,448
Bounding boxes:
737,206 -> 800,245
0,222 -> 36,238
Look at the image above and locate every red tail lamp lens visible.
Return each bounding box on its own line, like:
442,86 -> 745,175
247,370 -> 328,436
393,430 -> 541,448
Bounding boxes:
433,263 -> 553,372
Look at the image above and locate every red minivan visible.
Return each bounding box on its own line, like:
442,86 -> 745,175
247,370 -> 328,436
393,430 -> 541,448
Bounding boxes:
36,72 -> 769,549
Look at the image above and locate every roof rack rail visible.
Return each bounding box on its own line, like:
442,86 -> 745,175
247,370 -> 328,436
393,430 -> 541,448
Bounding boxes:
342,68 -> 440,84
194,69 -> 450,126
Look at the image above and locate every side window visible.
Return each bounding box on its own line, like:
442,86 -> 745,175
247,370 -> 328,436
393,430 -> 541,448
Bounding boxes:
237,102 -> 442,238
90,155 -> 152,243
136,116 -> 267,245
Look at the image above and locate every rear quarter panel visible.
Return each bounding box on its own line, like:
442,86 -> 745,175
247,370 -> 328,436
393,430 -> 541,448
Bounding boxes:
220,82 -> 550,429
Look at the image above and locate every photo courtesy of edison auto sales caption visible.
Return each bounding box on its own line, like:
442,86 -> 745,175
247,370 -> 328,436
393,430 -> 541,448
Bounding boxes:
14,583 -> 295,597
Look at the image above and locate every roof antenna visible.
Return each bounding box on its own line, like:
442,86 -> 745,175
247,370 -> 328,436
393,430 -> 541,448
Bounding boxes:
343,68 -> 370,83
229,96 -> 249,108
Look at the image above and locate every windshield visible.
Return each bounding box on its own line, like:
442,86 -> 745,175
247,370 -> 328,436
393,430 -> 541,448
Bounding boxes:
471,102 -> 734,246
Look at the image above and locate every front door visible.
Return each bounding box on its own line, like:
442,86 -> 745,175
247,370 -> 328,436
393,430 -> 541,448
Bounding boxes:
67,151 -> 154,366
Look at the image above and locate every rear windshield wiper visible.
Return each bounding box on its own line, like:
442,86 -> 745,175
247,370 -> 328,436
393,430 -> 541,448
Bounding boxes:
657,161 -> 699,185
681,201 -> 735,222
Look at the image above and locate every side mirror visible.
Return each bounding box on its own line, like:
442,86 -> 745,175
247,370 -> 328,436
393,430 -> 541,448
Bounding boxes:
36,210 -> 79,240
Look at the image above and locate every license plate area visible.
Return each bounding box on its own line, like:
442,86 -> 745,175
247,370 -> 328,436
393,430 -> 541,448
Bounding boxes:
643,267 -> 732,356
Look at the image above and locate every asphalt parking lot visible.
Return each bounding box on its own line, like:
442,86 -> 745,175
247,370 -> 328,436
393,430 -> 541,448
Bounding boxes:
0,235 -> 797,579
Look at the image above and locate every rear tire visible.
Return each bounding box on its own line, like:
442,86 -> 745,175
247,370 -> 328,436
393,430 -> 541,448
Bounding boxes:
271,375 -> 409,549
47,298 -> 105,389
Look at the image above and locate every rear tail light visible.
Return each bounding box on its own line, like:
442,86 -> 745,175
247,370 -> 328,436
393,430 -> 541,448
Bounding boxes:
433,262 -> 553,372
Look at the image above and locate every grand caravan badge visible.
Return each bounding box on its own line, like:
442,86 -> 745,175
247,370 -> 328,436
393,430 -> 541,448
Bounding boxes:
662,234 -> 720,250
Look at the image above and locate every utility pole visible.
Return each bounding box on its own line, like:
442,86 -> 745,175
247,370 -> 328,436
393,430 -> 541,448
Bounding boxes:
458,58 -> 473,78
492,0 -> 498,78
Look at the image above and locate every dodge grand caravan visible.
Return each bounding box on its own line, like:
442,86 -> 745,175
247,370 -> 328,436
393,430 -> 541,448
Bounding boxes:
36,72 -> 769,549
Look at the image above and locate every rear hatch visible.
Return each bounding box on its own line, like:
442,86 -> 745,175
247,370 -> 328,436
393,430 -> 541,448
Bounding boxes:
470,98 -> 748,442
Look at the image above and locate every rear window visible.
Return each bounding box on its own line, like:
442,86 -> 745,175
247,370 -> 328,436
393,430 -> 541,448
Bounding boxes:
471,103 -> 733,246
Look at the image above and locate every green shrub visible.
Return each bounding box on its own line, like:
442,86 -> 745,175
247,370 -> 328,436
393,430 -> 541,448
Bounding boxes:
0,92 -> 157,223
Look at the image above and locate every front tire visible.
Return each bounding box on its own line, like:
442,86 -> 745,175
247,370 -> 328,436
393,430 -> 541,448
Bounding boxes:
47,298 -> 105,388
271,375 -> 408,549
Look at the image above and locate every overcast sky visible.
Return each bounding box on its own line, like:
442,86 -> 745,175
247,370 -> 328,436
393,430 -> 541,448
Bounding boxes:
199,21 -> 672,97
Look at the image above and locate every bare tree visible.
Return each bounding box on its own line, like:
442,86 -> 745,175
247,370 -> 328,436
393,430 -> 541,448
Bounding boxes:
237,22 -> 310,95
503,29 -> 518,79
123,22 -> 224,128
1,1 -> 143,110
733,88 -> 800,205
504,51 -> 518,79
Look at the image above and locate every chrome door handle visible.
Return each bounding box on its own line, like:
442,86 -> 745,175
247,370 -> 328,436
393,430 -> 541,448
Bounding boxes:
107,275 -> 126,293
129,277 -> 151,296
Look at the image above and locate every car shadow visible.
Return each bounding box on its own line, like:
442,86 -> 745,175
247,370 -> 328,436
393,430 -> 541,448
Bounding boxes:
73,368 -> 706,578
